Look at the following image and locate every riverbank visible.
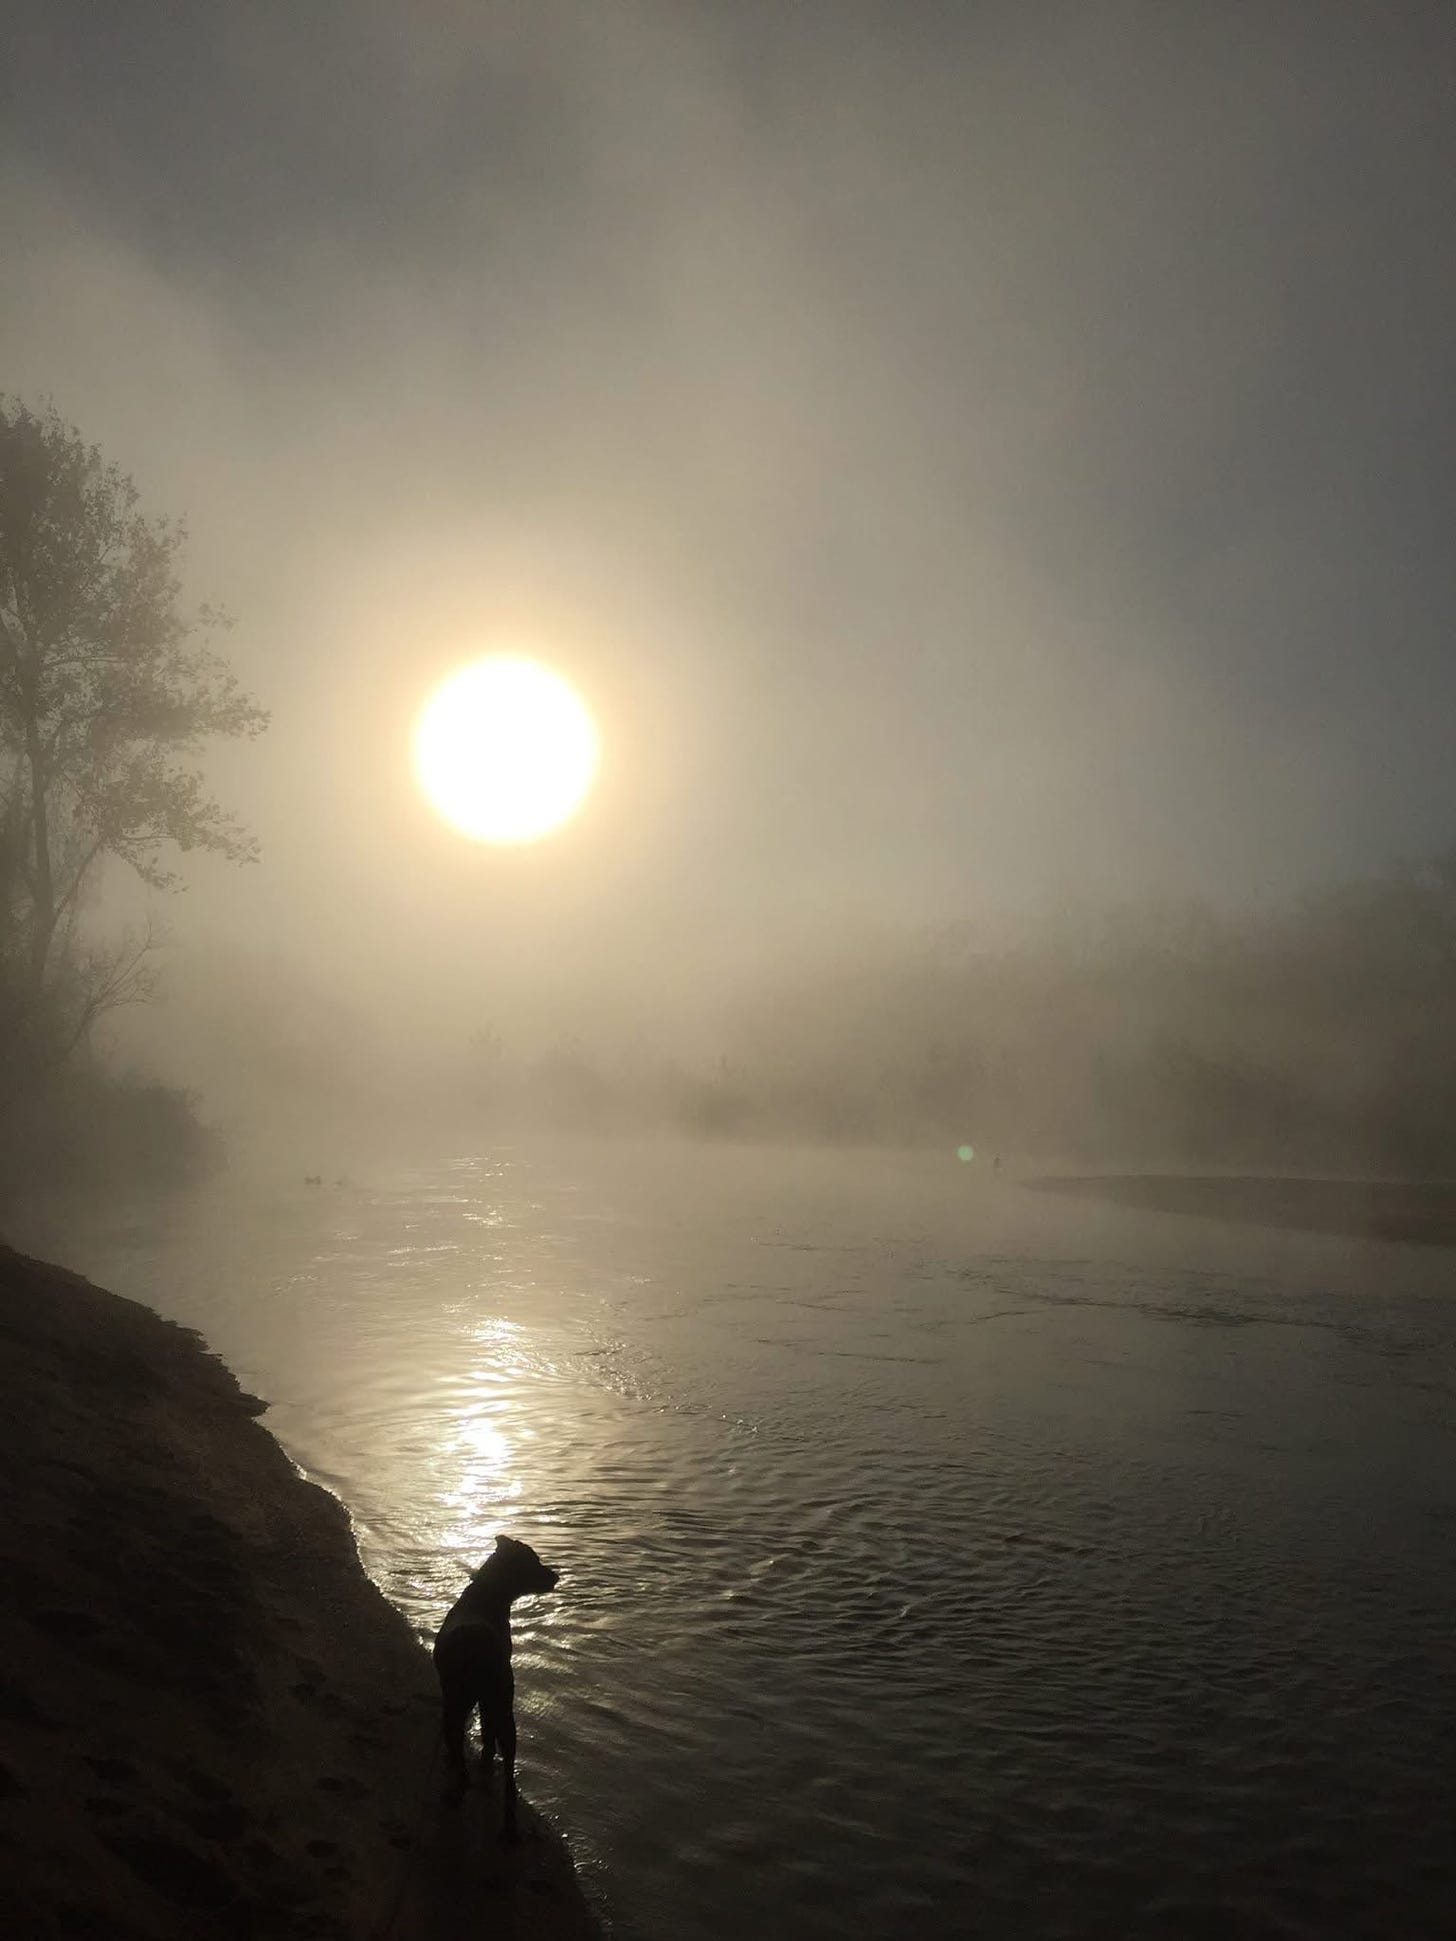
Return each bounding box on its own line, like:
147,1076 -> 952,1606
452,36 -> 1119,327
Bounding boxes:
0,1244 -> 599,1940
1023,1173 -> 1456,1246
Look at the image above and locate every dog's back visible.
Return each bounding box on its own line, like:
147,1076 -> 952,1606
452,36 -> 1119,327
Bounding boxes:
433,1602 -> 511,1709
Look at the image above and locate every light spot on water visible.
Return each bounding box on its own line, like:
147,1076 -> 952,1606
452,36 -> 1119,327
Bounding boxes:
457,1410 -> 511,1470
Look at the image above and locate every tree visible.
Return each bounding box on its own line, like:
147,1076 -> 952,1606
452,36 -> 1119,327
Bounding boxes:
0,399 -> 267,1068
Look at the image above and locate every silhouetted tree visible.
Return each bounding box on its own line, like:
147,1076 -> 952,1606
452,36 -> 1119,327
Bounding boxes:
0,398 -> 267,1066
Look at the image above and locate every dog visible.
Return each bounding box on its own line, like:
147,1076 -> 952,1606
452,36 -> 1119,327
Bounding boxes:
432,1534 -> 559,1841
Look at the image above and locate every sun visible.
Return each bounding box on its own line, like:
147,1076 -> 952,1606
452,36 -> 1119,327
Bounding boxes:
413,656 -> 600,845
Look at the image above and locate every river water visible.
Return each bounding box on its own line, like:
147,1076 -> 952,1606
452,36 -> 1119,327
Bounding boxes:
33,1141 -> 1456,1939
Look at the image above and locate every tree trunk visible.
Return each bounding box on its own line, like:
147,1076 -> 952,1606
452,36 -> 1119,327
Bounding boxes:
23,677 -> 54,995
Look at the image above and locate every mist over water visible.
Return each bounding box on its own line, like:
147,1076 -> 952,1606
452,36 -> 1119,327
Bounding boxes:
33,1141 -> 1456,1940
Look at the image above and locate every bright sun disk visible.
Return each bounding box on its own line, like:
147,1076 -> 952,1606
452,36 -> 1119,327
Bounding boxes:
413,655 -> 600,844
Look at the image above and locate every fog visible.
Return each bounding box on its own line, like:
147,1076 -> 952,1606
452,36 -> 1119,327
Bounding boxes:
5,2 -> 1456,1161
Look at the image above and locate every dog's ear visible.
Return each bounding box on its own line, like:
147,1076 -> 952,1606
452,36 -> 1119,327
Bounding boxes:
494,1533 -> 510,1550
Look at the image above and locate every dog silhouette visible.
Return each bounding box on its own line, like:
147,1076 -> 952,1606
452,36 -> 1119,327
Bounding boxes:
432,1534 -> 559,1840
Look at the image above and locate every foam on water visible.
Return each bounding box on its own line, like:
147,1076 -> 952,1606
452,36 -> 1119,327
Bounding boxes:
44,1144 -> 1456,1939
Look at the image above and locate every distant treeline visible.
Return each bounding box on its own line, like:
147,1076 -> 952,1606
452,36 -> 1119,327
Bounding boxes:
472,854 -> 1456,1175
0,1064 -> 221,1210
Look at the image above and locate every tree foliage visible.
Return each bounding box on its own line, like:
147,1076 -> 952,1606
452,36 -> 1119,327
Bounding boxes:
0,398 -> 267,1068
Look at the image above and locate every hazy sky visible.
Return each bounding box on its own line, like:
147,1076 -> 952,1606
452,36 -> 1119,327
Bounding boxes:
5,3 -> 1456,1079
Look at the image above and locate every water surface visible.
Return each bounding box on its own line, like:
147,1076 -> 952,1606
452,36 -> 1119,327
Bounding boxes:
37,1143 -> 1456,1939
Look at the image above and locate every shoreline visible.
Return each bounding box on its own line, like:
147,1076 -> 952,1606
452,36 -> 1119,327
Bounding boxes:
0,1243 -> 599,1940
1023,1173 -> 1456,1247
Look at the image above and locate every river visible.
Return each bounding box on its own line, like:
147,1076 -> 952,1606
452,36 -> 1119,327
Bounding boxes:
31,1141 -> 1456,1939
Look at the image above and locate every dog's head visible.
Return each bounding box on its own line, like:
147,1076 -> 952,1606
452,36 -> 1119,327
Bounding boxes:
479,1533 -> 559,1600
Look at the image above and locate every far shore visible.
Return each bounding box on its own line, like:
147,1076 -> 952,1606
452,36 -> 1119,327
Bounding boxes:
1,1243 -> 599,1940
1023,1173 -> 1456,1247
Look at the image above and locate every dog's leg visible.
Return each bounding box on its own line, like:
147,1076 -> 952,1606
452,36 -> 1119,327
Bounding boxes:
498,1710 -> 519,1843
440,1688 -> 473,1805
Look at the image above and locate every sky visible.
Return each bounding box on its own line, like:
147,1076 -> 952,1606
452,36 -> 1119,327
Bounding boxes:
4,2 -> 1456,1091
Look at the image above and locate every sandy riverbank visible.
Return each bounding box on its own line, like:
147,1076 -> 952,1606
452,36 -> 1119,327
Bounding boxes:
0,1244 -> 599,1940
1023,1174 -> 1456,1247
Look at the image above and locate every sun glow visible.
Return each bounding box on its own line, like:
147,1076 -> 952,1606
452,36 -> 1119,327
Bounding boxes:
413,655 -> 600,844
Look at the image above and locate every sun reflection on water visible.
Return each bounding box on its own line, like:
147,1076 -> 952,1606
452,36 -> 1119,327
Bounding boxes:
434,1319 -> 535,1554
456,1408 -> 513,1471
